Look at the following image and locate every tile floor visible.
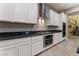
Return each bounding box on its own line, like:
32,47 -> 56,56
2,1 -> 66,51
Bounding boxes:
37,36 -> 79,56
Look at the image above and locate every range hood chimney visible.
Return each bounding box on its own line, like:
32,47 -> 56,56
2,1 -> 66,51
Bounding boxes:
39,3 -> 46,19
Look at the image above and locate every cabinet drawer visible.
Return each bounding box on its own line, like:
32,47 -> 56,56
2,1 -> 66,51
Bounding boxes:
31,35 -> 43,41
0,37 -> 31,48
54,37 -> 62,43
53,35 -> 62,39
32,39 -> 42,43
53,33 -> 62,38
54,33 -> 62,36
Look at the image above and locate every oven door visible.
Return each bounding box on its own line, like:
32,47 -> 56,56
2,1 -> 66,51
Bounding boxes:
43,35 -> 53,47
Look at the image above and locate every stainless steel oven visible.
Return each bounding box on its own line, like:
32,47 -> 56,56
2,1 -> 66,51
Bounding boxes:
43,34 -> 53,47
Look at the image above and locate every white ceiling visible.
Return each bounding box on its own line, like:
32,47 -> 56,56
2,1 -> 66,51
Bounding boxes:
47,3 -> 79,12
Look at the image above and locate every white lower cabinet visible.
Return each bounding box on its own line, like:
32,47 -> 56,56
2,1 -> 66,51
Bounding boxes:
0,33 -> 63,56
53,33 -> 63,45
0,45 -> 18,56
0,37 -> 31,56
18,42 -> 31,56
32,41 -> 43,55
31,36 -> 43,55
0,42 -> 31,56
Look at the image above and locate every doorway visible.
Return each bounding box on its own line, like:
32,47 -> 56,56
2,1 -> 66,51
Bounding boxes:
68,12 -> 79,37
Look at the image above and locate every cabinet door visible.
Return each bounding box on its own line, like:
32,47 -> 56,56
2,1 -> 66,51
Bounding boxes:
32,36 -> 43,55
32,41 -> 43,55
28,3 -> 38,24
0,3 -> 13,22
45,5 -> 50,19
54,11 -> 58,26
50,9 -> 54,25
47,8 -> 59,26
53,33 -> 63,45
47,9 -> 54,25
13,3 -> 26,23
0,45 -> 18,56
57,13 -> 63,30
25,3 -> 29,23
18,42 -> 31,56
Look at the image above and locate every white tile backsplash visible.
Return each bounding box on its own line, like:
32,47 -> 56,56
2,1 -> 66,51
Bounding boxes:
0,19 -> 58,32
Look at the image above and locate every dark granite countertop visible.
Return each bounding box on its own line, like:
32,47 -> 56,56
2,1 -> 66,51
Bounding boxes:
0,30 -> 62,41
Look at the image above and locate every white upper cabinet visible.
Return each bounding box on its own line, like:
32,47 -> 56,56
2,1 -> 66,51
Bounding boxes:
28,3 -> 38,24
0,3 -> 38,24
47,9 -> 54,25
47,8 -> 59,26
13,3 -> 38,24
57,13 -> 63,30
54,11 -> 59,26
13,3 -> 26,23
45,4 -> 50,19
0,3 -> 13,22
61,12 -> 67,23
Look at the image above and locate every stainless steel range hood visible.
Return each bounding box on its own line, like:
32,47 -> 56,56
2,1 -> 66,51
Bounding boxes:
39,3 -> 45,19
39,3 -> 49,19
